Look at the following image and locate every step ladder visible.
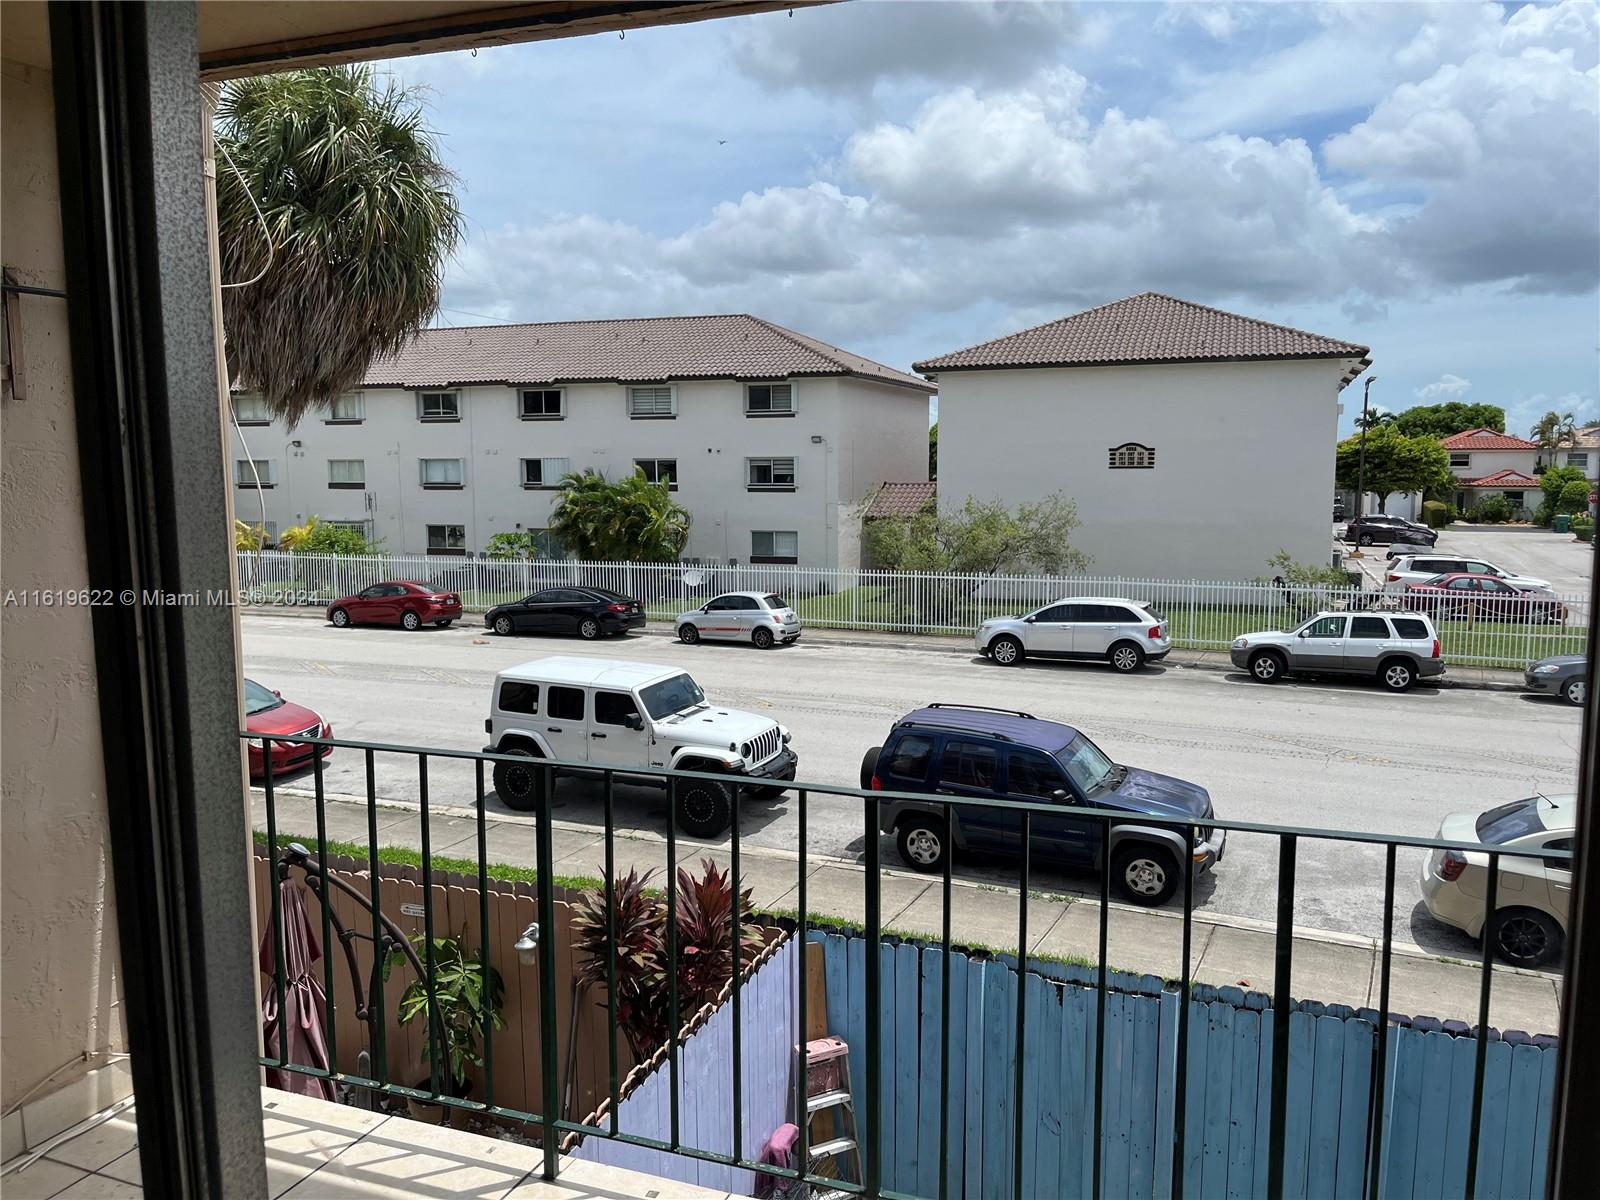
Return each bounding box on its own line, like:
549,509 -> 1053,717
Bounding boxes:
802,1036 -> 861,1195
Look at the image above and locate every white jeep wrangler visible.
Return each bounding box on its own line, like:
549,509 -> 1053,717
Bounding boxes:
483,656 -> 797,837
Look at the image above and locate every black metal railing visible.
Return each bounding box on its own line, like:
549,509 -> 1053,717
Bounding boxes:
245,731 -> 1570,1199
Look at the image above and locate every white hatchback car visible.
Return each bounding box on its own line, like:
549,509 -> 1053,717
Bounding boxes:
1383,552 -> 1552,593
976,597 -> 1171,672
1420,792 -> 1574,968
675,591 -> 802,649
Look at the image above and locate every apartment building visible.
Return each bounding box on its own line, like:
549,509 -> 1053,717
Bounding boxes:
228,315 -> 933,568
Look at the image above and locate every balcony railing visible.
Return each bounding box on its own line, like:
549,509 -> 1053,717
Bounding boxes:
246,731 -> 1569,1199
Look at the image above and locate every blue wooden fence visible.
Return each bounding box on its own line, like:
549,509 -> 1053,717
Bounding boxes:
811,931 -> 1556,1200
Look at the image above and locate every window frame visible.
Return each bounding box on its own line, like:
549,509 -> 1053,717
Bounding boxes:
593,690 -> 643,727
234,458 -> 275,488
420,457 -> 465,489
425,523 -> 467,556
231,394 -> 271,426
747,456 -> 797,492
626,384 -> 677,419
518,387 -> 565,421
520,457 -> 571,490
751,529 -> 799,564
1449,452 -> 1472,470
416,390 -> 462,422
744,381 -> 796,417
1108,442 -> 1156,469
327,458 -> 365,489
326,392 -> 365,424
633,458 -> 678,490
1567,451 -> 1588,471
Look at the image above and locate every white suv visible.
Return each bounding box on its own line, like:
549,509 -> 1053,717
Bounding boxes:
483,656 -> 796,837
976,597 -> 1171,672
1383,553 -> 1551,593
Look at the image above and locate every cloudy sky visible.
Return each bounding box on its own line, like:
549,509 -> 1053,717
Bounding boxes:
388,0 -> 1598,436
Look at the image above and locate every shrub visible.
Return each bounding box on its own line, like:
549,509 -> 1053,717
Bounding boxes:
1557,479 -> 1590,513
1534,501 -> 1556,527
1574,515 -> 1594,542
1474,495 -> 1514,523
1420,500 -> 1451,528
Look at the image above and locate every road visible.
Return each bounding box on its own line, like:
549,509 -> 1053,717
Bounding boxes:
242,613 -> 1580,952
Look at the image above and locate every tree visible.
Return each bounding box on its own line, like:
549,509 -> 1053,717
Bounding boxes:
864,493 -> 1089,576
1334,427 -> 1451,512
485,532 -> 536,560
277,515 -> 375,555
1353,409 -> 1395,431
1529,410 -> 1578,456
928,422 -> 938,479
1540,464 -> 1587,507
217,66 -> 464,424
1390,402 -> 1506,439
1557,479 -> 1591,514
234,519 -> 266,551
549,469 -> 690,562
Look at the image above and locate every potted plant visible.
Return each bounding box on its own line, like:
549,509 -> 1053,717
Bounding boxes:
387,928 -> 505,1124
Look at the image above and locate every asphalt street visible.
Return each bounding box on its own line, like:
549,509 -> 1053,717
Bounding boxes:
241,613 -> 1580,953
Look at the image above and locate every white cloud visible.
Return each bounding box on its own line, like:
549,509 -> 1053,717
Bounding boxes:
1414,374 -> 1472,400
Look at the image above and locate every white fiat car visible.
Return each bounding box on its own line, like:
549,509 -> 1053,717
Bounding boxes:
975,597 -> 1171,672
675,591 -> 802,649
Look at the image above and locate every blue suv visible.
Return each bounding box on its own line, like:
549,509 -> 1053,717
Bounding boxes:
861,704 -> 1224,906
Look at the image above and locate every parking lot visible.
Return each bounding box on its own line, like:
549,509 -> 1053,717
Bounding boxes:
1350,523 -> 1595,597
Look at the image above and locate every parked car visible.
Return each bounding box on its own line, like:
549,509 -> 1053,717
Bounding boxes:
675,591 -> 801,648
975,597 -> 1170,672
327,580 -> 462,630
1342,516 -> 1437,547
244,678 -> 332,779
861,704 -> 1222,905
483,656 -> 795,836
1420,793 -> 1573,967
1230,610 -> 1444,691
1383,553 -> 1551,593
1524,654 -> 1587,706
1332,494 -> 1346,521
1401,574 -> 1566,624
485,587 -> 646,640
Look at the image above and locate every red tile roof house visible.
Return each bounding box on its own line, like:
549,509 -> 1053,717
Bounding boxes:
910,292 -> 1371,581
1440,429 -> 1541,517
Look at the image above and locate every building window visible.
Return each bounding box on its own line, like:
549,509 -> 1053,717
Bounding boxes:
232,395 -> 271,425
1449,452 -> 1472,470
747,457 -> 797,491
519,388 -> 565,420
627,385 -> 676,419
328,459 -> 365,489
745,382 -> 795,416
521,457 -> 571,489
1108,442 -> 1156,469
427,524 -> 466,555
420,458 -> 465,488
234,459 -> 275,488
327,393 -> 365,423
752,530 -> 798,564
1569,451 -> 1589,472
1503,491 -> 1525,509
634,458 -> 678,489
417,391 -> 461,421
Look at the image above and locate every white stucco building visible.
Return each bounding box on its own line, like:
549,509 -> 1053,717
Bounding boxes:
229,315 -> 933,567
1440,428 -> 1541,517
913,293 -> 1371,581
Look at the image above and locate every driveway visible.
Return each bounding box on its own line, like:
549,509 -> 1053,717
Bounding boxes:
1432,525 -> 1594,595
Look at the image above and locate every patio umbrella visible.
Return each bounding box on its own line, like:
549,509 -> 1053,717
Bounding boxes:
259,876 -> 336,1100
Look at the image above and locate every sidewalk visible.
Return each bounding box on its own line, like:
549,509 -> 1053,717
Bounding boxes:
252,787 -> 1562,1036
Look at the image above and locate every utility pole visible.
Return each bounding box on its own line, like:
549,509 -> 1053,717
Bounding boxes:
1351,376 -> 1377,559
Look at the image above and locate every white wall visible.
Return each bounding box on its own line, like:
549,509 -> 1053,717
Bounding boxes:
936,359 -> 1353,580
229,373 -> 929,568
1446,448 -> 1538,479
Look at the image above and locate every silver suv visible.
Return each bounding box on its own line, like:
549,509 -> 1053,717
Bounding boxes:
1383,553 -> 1551,593
976,597 -> 1171,673
1230,610 -> 1444,692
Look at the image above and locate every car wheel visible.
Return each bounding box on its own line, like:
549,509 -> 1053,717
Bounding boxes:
491,748 -> 542,812
1491,908 -> 1563,968
1563,677 -> 1587,707
1379,659 -> 1415,692
401,609 -> 421,631
494,615 -> 514,636
860,746 -> 881,790
435,619 -> 453,628
752,626 -> 775,650
679,623 -> 700,645
578,617 -> 601,640
989,635 -> 1024,666
1248,650 -> 1285,683
330,608 -> 350,628
896,818 -> 947,873
673,776 -> 733,838
1112,844 -> 1179,906
1359,533 -> 1374,546
1109,642 -> 1145,673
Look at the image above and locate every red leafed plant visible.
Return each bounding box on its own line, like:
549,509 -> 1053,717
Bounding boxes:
673,858 -> 763,1004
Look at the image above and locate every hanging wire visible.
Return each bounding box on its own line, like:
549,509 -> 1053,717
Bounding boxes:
217,139 -> 274,291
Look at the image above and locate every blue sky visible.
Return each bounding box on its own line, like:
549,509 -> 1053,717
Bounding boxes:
386,1 -> 1598,437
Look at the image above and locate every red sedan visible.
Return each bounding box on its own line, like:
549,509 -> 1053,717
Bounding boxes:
326,579 -> 463,630
1403,573 -> 1566,624
245,678 -> 332,780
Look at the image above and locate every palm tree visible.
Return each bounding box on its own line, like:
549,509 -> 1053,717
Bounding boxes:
216,66 -> 463,424
550,470 -> 691,562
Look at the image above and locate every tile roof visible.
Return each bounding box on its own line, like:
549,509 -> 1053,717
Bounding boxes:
863,480 -> 936,519
912,292 -> 1370,384
1439,428 -> 1539,450
1460,469 -> 1540,487
361,315 -> 933,392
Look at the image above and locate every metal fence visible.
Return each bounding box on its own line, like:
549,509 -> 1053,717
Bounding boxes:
235,550 -> 1589,670
250,731 -> 1567,1199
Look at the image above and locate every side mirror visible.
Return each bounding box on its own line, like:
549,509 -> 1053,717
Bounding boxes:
1024,615 -> 1037,623
625,714 -> 644,731
272,689 -> 282,698
1296,630 -> 1309,638
1050,788 -> 1071,805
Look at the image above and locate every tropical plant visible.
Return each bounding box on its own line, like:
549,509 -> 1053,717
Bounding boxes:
1261,551 -> 1352,588
549,469 -> 691,562
1333,427 -> 1452,513
1529,410 -> 1578,456
1540,464 -> 1587,508
387,929 -> 505,1091
1353,409 -> 1395,431
570,867 -> 668,1059
235,519 -> 267,550
1473,495 -> 1515,523
216,66 -> 464,424
1557,479 -> 1590,514
277,515 -> 375,555
1391,402 -> 1506,439
485,531 -> 537,561
672,858 -> 762,1003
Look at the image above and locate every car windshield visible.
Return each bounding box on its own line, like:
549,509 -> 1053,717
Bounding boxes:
1475,797 -> 1548,844
640,672 -> 707,719
243,679 -> 283,716
762,594 -> 788,610
1419,574 -> 1450,586
1058,735 -> 1117,794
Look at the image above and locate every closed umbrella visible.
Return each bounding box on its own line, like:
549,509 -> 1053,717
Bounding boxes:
259,877 -> 336,1100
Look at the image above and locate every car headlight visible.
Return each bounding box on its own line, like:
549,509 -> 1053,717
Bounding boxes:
740,742 -> 752,758
1533,663 -> 1562,674
1232,637 -> 1248,649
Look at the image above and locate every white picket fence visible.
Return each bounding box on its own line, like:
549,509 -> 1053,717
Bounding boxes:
234,550 -> 1588,671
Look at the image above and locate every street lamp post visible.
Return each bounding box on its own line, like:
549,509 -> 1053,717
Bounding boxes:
1351,376 -> 1377,558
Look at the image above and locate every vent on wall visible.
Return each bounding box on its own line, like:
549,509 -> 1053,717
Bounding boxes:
1109,442 -> 1156,469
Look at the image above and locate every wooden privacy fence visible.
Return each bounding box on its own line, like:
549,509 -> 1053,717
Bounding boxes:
811,932 -> 1557,1200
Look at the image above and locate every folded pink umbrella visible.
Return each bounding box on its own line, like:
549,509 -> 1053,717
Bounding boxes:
259,877 -> 336,1100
